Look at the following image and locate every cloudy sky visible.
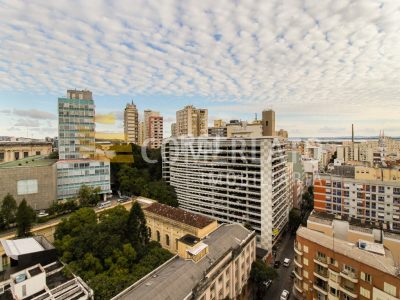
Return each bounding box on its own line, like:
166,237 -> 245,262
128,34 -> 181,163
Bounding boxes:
0,0 -> 399,138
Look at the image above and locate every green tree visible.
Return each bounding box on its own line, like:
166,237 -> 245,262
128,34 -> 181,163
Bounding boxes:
1,193 -> 17,228
250,259 -> 278,299
289,208 -> 302,232
78,185 -> 101,207
48,151 -> 59,159
126,202 -> 149,250
16,199 -> 36,237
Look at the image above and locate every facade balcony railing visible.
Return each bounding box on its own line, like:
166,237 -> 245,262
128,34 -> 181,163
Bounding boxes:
294,257 -> 303,268
339,283 -> 358,299
312,282 -> 328,296
340,270 -> 358,283
313,268 -> 328,281
313,256 -> 328,268
294,245 -> 303,256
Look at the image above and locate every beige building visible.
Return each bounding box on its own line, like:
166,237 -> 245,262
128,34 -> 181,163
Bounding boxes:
143,202 -> 218,253
277,129 -> 288,138
138,121 -> 144,145
171,123 -> 176,137
227,120 -> 262,138
113,223 -> 256,300
0,155 -> 57,210
143,110 -> 163,148
293,212 -> 400,300
124,101 -> 139,144
176,105 -> 208,137
0,141 -> 52,163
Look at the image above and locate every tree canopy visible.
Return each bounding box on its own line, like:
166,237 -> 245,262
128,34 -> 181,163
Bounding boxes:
1,193 -> 17,228
16,199 -> 36,237
78,185 -> 101,207
250,259 -> 278,299
54,205 -> 172,300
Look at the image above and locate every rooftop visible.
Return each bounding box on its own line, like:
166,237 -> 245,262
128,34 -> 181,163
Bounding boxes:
297,227 -> 399,277
0,155 -> 56,168
144,203 -> 216,229
113,224 -> 254,300
0,141 -> 52,146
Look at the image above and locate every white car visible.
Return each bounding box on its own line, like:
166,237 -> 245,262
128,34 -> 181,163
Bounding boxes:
37,211 -> 49,218
283,258 -> 291,267
280,289 -> 290,300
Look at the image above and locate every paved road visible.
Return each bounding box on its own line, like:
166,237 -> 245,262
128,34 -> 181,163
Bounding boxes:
263,233 -> 296,300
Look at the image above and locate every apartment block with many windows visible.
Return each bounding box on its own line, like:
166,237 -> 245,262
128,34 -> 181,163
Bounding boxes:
162,137 -> 288,251
314,165 -> 400,232
57,90 -> 111,200
293,226 -> 400,300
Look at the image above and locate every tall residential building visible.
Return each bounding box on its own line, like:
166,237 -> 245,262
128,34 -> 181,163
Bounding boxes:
57,90 -> 111,200
314,165 -> 400,231
175,105 -> 208,137
123,101 -> 139,144
208,119 -> 228,137
170,123 -> 176,137
262,109 -> 275,136
162,137 -> 289,251
142,110 -> 163,149
293,212 -> 400,300
138,121 -> 144,145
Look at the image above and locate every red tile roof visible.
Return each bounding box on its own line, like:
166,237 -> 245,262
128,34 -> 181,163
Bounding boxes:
144,203 -> 215,229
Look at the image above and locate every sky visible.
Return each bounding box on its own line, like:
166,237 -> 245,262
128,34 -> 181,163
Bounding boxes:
0,0 -> 399,138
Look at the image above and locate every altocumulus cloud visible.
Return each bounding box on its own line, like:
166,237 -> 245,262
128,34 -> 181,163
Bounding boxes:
0,0 -> 399,111
13,109 -> 56,120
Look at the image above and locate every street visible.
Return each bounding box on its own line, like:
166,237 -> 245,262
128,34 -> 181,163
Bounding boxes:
263,233 -> 296,300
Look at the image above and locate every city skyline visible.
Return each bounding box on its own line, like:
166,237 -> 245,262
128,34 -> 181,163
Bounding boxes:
1,0 -> 400,138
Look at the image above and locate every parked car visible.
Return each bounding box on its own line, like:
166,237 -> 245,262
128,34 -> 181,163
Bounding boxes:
290,270 -> 295,279
97,200 -> 112,209
263,279 -> 272,289
283,258 -> 291,267
280,290 -> 290,300
117,196 -> 130,203
274,260 -> 281,268
37,210 -> 49,218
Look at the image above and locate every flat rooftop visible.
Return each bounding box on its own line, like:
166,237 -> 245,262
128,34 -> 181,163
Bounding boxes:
0,155 -> 56,168
297,227 -> 399,277
114,224 -> 253,300
144,203 -> 216,229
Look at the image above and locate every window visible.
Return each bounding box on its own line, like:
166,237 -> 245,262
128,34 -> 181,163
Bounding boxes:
384,282 -> 396,297
36,151 -> 41,155
303,258 -> 309,266
165,234 -> 170,246
303,282 -> 308,291
156,231 -> 160,242
303,245 -> 309,253
14,152 -> 20,160
148,227 -> 152,238
23,151 -> 29,158
360,287 -> 370,299
329,257 -> 338,266
0,152 -> 4,161
17,180 -> 38,195
303,270 -> 308,279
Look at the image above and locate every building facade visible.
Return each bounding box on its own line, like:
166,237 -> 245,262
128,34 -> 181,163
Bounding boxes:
124,101 -> 139,144
57,90 -> 111,200
0,141 -> 52,163
314,165 -> 400,231
262,109 -> 275,136
293,224 -> 400,300
162,137 -> 289,251
143,202 -> 218,253
143,110 -> 163,148
113,224 -> 256,300
0,156 -> 57,209
175,105 -> 208,137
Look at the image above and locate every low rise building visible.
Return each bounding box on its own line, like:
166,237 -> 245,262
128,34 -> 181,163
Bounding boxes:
143,202 -> 218,253
0,236 -> 93,300
0,156 -> 57,209
112,224 -> 256,300
293,222 -> 400,300
0,141 -> 52,163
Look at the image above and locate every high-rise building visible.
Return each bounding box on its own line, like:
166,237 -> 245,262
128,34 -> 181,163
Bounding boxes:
208,119 -> 228,137
143,110 -> 163,149
138,121 -> 144,146
262,109 -> 275,136
170,123 -> 176,137
57,90 -> 111,200
293,212 -> 400,300
162,137 -> 289,251
124,101 -> 139,144
175,105 -> 208,137
314,165 -> 400,231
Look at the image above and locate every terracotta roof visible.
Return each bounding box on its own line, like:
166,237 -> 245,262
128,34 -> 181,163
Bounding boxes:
144,203 -> 215,229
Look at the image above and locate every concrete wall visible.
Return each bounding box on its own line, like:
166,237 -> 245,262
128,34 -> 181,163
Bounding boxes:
0,164 -> 57,210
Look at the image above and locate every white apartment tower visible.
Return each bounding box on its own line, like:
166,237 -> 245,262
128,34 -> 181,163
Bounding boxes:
124,101 -> 139,144
162,137 -> 289,251
176,105 -> 208,137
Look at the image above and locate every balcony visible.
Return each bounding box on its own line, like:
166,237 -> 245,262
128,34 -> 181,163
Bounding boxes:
294,268 -> 303,280
313,256 -> 328,268
293,281 -> 303,294
313,268 -> 328,281
313,282 -> 328,296
340,269 -> 358,283
294,257 -> 303,268
294,244 -> 303,256
339,283 -> 358,298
